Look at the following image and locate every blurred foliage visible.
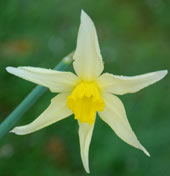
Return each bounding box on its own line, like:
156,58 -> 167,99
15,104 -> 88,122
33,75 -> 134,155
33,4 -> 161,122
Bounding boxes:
0,0 -> 170,175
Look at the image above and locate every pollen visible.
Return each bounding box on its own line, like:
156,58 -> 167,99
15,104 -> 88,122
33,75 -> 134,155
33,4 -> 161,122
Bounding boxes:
67,81 -> 105,125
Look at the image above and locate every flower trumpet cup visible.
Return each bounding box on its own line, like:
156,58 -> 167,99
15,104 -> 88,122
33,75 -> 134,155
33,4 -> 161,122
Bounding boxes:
6,10 -> 167,173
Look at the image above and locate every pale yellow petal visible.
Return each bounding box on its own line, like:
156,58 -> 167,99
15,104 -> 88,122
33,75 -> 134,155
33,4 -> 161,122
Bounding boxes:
73,10 -> 104,81
98,93 -> 150,156
98,70 -> 168,95
6,66 -> 78,93
78,121 -> 95,173
11,93 -> 72,135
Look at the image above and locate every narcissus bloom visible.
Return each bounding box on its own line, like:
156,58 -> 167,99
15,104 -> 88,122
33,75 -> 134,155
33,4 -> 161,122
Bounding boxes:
7,10 -> 167,173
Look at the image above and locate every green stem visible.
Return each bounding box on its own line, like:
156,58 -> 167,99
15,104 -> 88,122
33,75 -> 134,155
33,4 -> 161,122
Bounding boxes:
0,53 -> 73,140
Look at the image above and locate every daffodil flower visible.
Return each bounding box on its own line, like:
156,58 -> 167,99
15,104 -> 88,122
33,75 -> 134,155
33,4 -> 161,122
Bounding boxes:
7,10 -> 167,173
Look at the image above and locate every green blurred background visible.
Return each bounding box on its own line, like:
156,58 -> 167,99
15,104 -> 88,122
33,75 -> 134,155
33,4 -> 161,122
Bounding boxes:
0,0 -> 170,175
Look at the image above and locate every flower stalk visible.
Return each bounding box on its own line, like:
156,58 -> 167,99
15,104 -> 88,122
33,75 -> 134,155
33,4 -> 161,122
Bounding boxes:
0,53 -> 73,140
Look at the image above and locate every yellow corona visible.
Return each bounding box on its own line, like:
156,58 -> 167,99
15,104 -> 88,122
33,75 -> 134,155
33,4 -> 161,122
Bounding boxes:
67,81 -> 104,124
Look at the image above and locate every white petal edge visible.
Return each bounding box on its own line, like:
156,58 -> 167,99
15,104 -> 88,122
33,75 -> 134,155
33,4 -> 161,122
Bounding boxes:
6,66 -> 78,93
98,70 -> 168,95
78,120 -> 95,173
10,93 -> 72,135
98,93 -> 150,156
73,10 -> 104,81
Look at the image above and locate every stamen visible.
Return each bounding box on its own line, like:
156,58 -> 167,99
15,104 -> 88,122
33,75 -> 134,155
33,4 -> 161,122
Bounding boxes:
67,81 -> 105,125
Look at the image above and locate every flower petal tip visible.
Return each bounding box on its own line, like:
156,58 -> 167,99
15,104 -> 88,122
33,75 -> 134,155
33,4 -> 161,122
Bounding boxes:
85,167 -> 90,174
9,129 -> 16,134
156,70 -> 168,81
9,127 -> 25,135
6,66 -> 24,78
80,10 -> 92,25
6,66 -> 16,74
162,70 -> 168,77
86,170 -> 90,174
144,149 -> 150,157
82,158 -> 90,174
140,145 -> 150,157
81,9 -> 87,17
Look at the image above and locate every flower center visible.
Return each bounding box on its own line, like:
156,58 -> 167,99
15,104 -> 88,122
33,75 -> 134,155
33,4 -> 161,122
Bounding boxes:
67,81 -> 105,125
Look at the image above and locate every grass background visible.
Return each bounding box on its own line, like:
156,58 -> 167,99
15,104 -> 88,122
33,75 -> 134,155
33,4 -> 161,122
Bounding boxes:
0,0 -> 170,175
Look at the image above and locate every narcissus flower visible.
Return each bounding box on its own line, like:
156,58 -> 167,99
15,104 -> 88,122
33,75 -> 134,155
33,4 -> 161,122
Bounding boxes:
7,10 -> 167,173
